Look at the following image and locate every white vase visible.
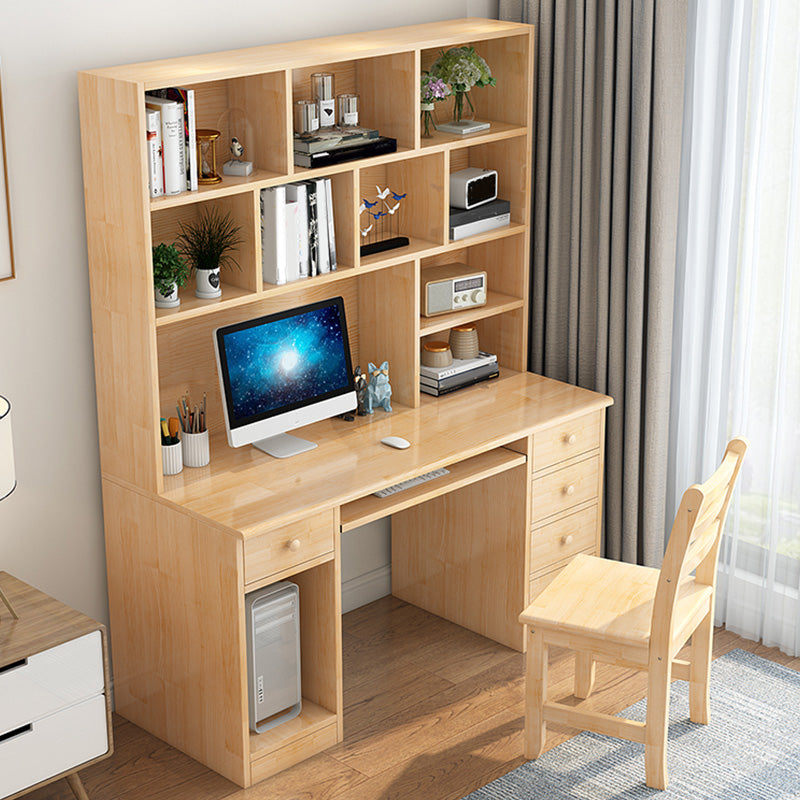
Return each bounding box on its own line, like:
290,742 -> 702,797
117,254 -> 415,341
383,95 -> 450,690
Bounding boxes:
154,281 -> 180,308
195,267 -> 221,299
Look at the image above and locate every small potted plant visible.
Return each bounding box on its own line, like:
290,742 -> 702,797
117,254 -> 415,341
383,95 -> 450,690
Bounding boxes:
152,242 -> 190,308
420,72 -> 450,138
429,46 -> 496,134
176,206 -> 243,299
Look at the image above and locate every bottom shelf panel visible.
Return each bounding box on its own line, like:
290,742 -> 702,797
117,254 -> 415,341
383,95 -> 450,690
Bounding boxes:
249,699 -> 338,783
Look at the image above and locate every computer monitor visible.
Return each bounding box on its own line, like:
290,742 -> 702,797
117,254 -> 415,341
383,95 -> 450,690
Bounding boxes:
214,296 -> 357,458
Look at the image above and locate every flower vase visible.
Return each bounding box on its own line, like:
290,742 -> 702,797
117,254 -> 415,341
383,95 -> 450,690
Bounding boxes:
421,103 -> 436,138
453,90 -> 473,123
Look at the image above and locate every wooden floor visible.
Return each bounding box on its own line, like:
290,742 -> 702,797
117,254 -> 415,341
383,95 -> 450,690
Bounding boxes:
27,595 -> 800,800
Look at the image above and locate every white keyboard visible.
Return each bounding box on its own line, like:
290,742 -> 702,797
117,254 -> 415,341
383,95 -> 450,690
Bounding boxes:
373,468 -> 450,498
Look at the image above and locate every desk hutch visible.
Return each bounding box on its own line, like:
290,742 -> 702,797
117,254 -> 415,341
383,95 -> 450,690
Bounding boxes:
78,18 -> 612,788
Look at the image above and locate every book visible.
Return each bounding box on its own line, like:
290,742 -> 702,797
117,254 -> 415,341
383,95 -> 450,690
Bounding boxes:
293,136 -> 397,169
293,126 -> 379,154
304,180 -> 320,276
285,182 -> 310,278
145,108 -> 164,198
325,178 -> 337,271
144,95 -> 185,195
314,178 -> 331,274
420,367 -> 499,396
449,199 -> 511,227
419,351 -> 498,381
159,87 -> 198,191
420,360 -> 500,390
284,197 -> 301,283
261,186 -> 287,285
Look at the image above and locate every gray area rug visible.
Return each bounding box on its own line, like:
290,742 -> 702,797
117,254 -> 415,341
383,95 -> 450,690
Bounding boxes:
464,649 -> 800,799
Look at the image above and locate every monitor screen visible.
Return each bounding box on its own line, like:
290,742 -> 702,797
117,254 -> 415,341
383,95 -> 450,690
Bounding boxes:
214,297 -> 356,457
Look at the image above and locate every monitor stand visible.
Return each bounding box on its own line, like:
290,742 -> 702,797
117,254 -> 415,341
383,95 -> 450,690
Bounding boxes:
253,433 -> 318,459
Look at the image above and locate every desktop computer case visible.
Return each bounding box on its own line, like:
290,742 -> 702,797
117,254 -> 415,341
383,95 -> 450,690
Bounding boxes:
245,581 -> 302,733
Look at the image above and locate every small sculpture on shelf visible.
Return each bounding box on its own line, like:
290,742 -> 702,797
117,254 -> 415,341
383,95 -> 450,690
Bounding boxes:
359,186 -> 409,257
354,366 -> 370,416
223,136 -> 254,177
364,361 -> 392,414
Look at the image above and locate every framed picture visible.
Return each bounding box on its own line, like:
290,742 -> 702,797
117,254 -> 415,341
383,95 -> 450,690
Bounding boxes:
0,59 -> 14,282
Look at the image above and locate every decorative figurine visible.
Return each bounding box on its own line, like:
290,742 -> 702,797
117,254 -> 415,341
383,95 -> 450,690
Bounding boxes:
354,365 -> 369,416
223,136 -> 254,177
359,186 -> 409,257
365,361 -> 392,414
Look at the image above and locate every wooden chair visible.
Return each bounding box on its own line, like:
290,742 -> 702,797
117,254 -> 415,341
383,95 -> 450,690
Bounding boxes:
519,437 -> 747,789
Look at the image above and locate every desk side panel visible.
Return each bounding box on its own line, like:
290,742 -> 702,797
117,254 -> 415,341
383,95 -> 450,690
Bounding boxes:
392,464 -> 528,651
102,481 -> 248,786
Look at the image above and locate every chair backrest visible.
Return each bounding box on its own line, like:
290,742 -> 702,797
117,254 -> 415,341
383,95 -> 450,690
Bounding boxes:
650,437 -> 748,659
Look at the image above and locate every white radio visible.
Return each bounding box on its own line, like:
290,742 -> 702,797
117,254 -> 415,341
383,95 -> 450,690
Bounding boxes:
422,263 -> 487,317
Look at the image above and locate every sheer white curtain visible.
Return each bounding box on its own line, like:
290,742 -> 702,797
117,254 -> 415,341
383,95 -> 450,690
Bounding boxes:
670,0 -> 800,655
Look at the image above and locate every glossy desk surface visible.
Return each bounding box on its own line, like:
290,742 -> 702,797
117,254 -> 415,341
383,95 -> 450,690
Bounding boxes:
158,371 -> 612,538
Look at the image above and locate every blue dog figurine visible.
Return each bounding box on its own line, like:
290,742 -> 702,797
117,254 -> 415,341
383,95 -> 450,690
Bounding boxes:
365,361 -> 392,414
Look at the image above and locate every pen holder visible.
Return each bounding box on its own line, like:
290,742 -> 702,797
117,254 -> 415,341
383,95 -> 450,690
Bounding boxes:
183,430 -> 210,468
162,440 -> 183,476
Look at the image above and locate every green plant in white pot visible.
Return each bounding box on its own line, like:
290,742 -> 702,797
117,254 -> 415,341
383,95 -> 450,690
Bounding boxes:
153,242 -> 190,308
177,206 -> 243,299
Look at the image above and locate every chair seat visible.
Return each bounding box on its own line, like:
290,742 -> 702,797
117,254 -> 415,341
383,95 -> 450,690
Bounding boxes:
519,553 -> 713,651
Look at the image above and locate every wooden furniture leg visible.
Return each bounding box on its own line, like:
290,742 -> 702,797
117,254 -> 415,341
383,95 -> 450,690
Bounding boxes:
524,627 -> 547,759
689,610 -> 714,724
644,657 -> 671,790
574,652 -> 595,699
66,772 -> 90,800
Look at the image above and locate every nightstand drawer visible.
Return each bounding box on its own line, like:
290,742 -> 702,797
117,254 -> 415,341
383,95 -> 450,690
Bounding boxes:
532,455 -> 600,522
244,510 -> 335,585
0,693 -> 109,799
532,411 -> 602,472
0,630 -> 104,733
531,505 -> 598,572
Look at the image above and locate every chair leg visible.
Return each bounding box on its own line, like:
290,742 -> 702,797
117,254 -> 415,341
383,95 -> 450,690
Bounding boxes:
645,657 -> 672,790
574,652 -> 596,699
524,627 -> 548,759
689,610 -> 713,724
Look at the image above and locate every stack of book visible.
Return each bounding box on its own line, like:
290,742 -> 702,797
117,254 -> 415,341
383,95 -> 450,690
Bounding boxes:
261,179 -> 336,285
293,126 -> 397,168
420,351 -> 499,396
449,199 -> 510,241
145,87 -> 198,198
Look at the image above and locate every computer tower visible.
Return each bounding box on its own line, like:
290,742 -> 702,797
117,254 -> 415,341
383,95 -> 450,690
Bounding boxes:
245,581 -> 302,733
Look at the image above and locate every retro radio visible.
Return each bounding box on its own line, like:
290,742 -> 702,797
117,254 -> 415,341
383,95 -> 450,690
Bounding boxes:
422,263 -> 487,317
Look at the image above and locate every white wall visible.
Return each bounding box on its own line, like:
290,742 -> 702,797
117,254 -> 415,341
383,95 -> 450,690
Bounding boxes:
0,0 -> 499,627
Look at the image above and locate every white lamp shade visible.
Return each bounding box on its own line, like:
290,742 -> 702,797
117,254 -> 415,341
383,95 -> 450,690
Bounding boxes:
0,395 -> 15,500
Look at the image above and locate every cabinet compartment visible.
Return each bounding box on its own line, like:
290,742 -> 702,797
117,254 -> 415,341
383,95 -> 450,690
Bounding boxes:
532,410 -> 603,473
531,504 -> 599,572
292,52 -> 416,153
358,153 -> 447,267
152,193 -> 260,319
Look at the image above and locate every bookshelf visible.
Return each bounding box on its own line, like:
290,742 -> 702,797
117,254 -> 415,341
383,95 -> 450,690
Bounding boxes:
77,18 -> 611,790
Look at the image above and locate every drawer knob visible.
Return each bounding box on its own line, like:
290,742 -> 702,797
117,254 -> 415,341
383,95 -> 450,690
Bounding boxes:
561,534 -> 574,545
287,538 -> 301,552
566,433 -> 577,445
564,484 -> 576,496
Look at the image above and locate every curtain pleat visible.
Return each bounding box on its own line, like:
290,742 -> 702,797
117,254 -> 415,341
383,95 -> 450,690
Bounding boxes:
499,0 -> 687,564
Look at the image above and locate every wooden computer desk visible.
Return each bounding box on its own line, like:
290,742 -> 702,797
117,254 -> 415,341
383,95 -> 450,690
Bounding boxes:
102,370 -> 611,787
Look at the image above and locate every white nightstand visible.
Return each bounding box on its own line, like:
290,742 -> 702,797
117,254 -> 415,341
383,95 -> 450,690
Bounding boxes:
0,572 -> 113,800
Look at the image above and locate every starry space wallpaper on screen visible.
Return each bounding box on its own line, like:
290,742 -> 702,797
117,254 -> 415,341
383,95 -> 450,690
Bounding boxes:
223,304 -> 351,422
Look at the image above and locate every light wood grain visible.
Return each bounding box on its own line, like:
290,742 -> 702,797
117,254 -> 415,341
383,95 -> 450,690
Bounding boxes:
531,505 -> 598,573
532,454 -> 600,522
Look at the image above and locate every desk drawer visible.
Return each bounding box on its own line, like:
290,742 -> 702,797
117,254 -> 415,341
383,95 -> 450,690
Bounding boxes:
244,510 -> 335,585
0,631 -> 104,732
531,504 -> 598,572
0,693 -> 109,799
533,411 -> 602,472
532,455 -> 600,523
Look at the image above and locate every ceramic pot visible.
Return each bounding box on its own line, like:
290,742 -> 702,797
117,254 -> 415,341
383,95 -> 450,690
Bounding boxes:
195,267 -> 221,299
155,281 -> 180,308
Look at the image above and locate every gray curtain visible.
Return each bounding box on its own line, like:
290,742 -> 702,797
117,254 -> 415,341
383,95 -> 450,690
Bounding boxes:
499,0 -> 687,566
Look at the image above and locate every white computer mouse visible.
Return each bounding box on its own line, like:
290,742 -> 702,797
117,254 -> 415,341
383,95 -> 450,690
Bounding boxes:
381,436 -> 411,450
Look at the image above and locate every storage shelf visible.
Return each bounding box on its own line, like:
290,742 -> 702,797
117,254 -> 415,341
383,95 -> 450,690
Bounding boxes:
150,168 -> 285,210
341,447 -> 526,532
419,290 -> 524,336
420,121 -> 527,151
249,699 -> 337,760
